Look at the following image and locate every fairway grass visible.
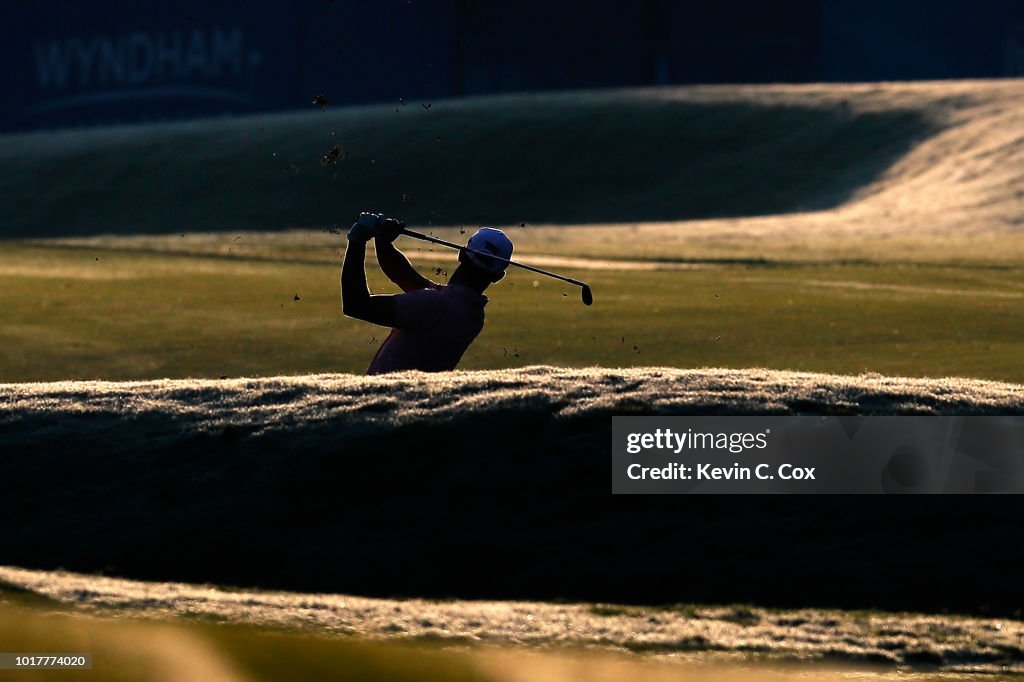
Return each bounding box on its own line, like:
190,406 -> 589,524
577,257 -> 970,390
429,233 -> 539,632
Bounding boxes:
1,236 -> 1022,383
4,80 -> 1023,383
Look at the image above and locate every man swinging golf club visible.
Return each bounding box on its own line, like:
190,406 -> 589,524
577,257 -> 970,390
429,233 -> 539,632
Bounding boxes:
341,212 -> 513,375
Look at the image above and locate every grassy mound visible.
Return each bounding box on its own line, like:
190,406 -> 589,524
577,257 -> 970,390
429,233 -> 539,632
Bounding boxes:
1,367 -> 1022,616
0,87 -> 939,237
5,565 -> 1024,673
0,594 -> 898,682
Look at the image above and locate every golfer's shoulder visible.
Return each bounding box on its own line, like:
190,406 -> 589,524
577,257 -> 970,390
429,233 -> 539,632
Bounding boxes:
398,283 -> 453,309
401,284 -> 485,309
443,284 -> 488,307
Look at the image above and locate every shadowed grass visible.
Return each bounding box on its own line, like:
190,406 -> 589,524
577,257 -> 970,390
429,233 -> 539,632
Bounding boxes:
0,88 -> 937,237
0,367 -> 1022,616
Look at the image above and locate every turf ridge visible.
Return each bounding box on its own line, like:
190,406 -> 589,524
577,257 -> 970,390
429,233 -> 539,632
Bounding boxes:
1,366 -> 1022,615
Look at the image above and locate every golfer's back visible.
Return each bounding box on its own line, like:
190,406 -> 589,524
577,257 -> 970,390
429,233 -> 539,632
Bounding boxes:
367,284 -> 487,375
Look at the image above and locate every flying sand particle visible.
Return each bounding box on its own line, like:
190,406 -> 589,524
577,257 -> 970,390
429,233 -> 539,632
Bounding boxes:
321,145 -> 346,165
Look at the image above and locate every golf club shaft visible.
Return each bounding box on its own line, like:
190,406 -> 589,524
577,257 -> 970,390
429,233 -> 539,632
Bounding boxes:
400,228 -> 589,288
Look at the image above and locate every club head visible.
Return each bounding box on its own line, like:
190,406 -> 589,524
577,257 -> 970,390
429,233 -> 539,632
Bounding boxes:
581,285 -> 593,306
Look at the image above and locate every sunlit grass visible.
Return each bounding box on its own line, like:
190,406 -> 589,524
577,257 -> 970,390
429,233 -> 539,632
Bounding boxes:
0,598 -> 1009,682
1,236 -> 1022,383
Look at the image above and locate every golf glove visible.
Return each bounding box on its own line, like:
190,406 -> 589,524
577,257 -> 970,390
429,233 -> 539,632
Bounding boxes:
348,212 -> 382,242
376,217 -> 405,244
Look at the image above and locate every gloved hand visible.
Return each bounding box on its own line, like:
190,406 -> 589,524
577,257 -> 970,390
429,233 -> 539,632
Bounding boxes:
376,217 -> 406,244
347,212 -> 382,242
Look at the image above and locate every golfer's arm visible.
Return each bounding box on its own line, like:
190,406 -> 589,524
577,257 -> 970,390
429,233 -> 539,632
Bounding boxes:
341,240 -> 398,327
375,241 -> 434,292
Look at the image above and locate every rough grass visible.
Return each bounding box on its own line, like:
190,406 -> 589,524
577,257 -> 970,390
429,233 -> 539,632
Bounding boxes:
2,565 -> 1023,675
0,598 -> 921,682
1,367 -> 1023,617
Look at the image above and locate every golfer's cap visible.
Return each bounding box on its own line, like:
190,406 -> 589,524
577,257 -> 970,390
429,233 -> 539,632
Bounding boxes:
465,227 -> 513,275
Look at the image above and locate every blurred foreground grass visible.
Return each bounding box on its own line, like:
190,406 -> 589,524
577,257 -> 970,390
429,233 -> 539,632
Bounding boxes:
0,597 -> 1008,682
0,600 -> 487,682
1,232 -> 1023,383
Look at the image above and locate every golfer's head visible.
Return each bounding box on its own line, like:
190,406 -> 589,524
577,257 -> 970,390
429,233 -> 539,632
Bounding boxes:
461,227 -> 513,282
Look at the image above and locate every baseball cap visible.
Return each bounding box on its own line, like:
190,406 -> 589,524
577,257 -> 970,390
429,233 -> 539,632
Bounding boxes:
464,227 -> 514,275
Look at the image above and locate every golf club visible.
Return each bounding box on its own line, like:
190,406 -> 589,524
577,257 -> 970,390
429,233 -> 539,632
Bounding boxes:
400,227 -> 594,306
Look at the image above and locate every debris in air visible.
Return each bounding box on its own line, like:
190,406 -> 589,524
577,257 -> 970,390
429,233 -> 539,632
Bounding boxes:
321,145 -> 347,165
312,94 -> 329,109
421,103 -> 431,111
401,193 -> 412,203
